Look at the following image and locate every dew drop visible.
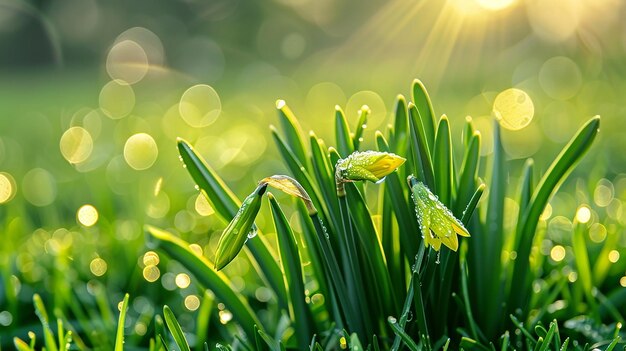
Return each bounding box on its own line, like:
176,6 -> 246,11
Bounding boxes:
247,225 -> 258,239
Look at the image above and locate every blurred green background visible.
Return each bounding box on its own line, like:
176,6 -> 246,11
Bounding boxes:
1,0 -> 625,347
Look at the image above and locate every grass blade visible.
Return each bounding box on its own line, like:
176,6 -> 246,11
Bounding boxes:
145,225 -> 261,339
388,316 -> 419,351
433,115 -> 454,207
352,106 -> 369,150
276,100 -> 309,168
455,131 -> 480,216
510,116 -> 601,312
411,79 -> 436,152
408,102 -> 435,188
268,193 -> 314,351
114,293 -> 129,351
163,305 -> 191,351
335,106 -> 354,157
33,294 -> 58,351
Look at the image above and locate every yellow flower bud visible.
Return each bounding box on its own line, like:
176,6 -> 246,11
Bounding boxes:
409,177 -> 470,252
336,151 -> 406,184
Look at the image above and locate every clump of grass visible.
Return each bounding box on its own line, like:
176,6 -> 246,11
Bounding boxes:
145,79 -> 616,350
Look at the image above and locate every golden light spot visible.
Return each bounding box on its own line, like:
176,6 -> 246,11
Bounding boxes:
175,273 -> 191,289
493,88 -> 534,130
576,205 -> 592,224
608,250 -> 620,263
620,276 -> 626,288
540,204 -> 553,221
0,172 -> 16,204
106,40 -> 149,84
22,168 -> 56,207
89,258 -> 107,276
588,223 -> 607,243
305,82 -> 347,119
146,192 -> 170,219
195,193 -> 215,216
539,56 -> 582,100
550,245 -> 566,262
179,84 -> 221,128
143,265 -> 160,282
184,295 -> 200,311
594,180 -> 614,207
77,204 -> 99,227
568,271 -> 578,283
124,133 -> 158,170
60,127 -> 93,164
134,322 -> 147,336
99,80 -> 135,119
189,244 -> 203,256
143,251 -> 160,266
474,0 -> 516,11
218,310 -> 232,324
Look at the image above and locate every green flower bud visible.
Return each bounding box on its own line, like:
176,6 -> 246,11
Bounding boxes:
336,150 -> 406,184
214,183 -> 267,270
409,176 -> 470,252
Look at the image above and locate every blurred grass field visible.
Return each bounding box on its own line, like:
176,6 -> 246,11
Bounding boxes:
1,0 -> 626,349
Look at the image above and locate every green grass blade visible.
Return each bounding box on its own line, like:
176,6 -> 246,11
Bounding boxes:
335,106 -> 354,157
388,317 -> 419,351
391,95 -> 409,157
478,121 -> 506,339
13,338 -> 33,351
33,294 -> 58,351
163,305 -> 191,351
408,102 -> 435,188
177,139 -> 286,308
538,321 -> 557,351
455,131 -> 480,216
352,106 -> 369,150
411,79 -> 436,152
195,291 -> 214,351
433,115 -> 454,207
309,132 -> 341,224
276,100 -> 309,168
513,159 -> 535,253
510,116 -> 601,311
572,223 -> 594,306
268,194 -> 314,351
344,183 -> 398,313
376,131 -> 417,276
145,225 -> 261,339
114,293 -> 129,351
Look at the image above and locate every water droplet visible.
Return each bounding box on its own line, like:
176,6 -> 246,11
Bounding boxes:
194,185 -> 200,191
406,311 -> 413,322
247,225 -> 258,239
388,316 -> 397,324
361,124 -> 367,129
436,251 -> 441,264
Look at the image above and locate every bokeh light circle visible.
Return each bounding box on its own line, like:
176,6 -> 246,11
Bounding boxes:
539,56 -> 582,100
99,80 -> 135,119
77,204 -> 99,227
89,258 -> 107,276
124,133 -> 158,170
492,88 -> 534,130
106,40 -> 149,84
179,85 -> 221,128
346,91 -> 386,130
60,126 -> 93,164
22,168 -> 57,206
0,172 -> 16,204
